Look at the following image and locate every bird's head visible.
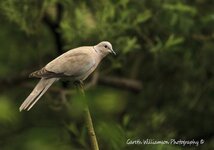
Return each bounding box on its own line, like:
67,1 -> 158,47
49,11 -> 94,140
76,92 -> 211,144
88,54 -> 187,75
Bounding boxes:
94,41 -> 116,56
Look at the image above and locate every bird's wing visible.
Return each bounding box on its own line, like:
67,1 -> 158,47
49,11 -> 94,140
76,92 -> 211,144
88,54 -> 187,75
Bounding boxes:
29,67 -> 63,78
44,47 -> 96,78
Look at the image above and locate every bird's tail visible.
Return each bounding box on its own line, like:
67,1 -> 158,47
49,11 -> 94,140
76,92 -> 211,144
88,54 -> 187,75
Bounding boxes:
19,78 -> 58,111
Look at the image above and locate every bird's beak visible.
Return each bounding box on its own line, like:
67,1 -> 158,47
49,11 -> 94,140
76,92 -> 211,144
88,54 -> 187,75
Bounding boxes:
111,49 -> 116,55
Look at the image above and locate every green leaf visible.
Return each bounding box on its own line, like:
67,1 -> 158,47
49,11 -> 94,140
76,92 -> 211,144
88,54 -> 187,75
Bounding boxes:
98,122 -> 126,150
164,34 -> 184,49
150,37 -> 163,53
122,114 -> 130,127
163,2 -> 197,15
117,37 -> 140,54
134,9 -> 152,25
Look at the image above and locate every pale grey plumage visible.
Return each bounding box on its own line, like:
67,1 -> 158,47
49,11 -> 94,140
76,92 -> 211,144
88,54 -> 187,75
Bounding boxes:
19,41 -> 116,111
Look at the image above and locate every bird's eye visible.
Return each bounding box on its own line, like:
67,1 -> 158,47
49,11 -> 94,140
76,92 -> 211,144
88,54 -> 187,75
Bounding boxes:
104,45 -> 108,48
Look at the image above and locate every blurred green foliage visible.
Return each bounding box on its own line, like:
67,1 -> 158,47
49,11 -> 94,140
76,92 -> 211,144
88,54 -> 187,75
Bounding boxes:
0,0 -> 214,149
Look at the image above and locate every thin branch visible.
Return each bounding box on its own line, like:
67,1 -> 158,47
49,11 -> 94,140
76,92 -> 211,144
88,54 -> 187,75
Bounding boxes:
42,3 -> 64,55
84,106 -> 99,150
98,76 -> 142,92
0,75 -> 142,93
192,34 -> 214,41
76,82 -> 99,150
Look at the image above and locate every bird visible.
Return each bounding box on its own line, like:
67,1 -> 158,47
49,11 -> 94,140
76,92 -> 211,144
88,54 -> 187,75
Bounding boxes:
19,41 -> 116,111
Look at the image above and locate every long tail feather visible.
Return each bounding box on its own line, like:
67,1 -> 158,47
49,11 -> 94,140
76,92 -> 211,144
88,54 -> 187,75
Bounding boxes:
19,78 -> 58,111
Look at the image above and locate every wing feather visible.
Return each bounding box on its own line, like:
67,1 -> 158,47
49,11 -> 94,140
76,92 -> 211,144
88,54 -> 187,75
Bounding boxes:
45,47 -> 95,78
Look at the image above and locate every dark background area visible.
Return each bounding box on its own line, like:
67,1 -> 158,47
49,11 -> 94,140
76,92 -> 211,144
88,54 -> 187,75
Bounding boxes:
0,0 -> 213,149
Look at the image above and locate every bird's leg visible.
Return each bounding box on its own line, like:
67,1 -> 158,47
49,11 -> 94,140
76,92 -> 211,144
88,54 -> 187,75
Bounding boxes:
74,80 -> 84,94
79,80 -> 84,90
73,80 -> 79,87
74,80 -> 84,87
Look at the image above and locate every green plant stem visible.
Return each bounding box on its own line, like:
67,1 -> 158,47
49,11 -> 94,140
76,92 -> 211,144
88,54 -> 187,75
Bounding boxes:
84,106 -> 99,150
77,82 -> 99,150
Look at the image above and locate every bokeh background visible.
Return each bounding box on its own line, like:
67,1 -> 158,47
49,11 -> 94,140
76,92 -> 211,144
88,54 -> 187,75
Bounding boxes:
0,0 -> 214,150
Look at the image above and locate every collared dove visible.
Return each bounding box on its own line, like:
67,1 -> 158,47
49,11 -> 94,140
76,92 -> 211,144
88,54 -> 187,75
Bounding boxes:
19,41 -> 116,111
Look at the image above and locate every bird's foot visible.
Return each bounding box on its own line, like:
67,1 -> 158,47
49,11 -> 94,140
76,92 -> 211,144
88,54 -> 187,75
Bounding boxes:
74,80 -> 84,88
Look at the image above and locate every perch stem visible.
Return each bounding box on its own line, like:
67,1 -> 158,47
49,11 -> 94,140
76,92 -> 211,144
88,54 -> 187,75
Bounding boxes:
77,82 -> 99,150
